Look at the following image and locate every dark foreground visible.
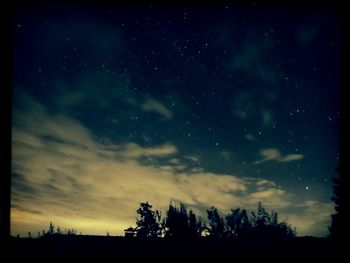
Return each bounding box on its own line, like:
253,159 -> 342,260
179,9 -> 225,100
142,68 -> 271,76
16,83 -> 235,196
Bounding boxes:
8,235 -> 341,257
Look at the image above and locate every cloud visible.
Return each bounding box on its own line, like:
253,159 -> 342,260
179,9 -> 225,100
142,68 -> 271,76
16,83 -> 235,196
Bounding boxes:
225,37 -> 277,85
12,97 -> 249,235
184,155 -> 200,162
245,134 -> 256,141
262,109 -> 273,127
259,148 -> 280,161
256,148 -> 304,163
141,98 -> 173,119
122,143 -> 177,158
47,73 -> 175,130
11,96 -> 328,237
11,205 -> 43,215
231,92 -> 275,128
283,201 -> 334,237
246,188 -> 290,209
256,179 -> 276,188
220,151 -> 232,161
234,109 -> 249,120
281,154 -> 304,162
168,158 -> 181,165
231,92 -> 255,121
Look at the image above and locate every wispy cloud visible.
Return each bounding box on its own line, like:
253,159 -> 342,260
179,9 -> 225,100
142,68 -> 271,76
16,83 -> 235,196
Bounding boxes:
141,98 -> 173,119
284,201 -> 334,237
233,109 -> 249,120
11,95 -> 327,237
256,148 -> 304,163
122,143 -> 177,158
281,154 -> 304,162
225,36 -> 277,85
256,179 -> 276,188
184,155 -> 200,162
245,134 -> 256,141
262,109 -> 273,127
220,151 -> 232,161
246,188 -> 290,209
231,92 -> 274,128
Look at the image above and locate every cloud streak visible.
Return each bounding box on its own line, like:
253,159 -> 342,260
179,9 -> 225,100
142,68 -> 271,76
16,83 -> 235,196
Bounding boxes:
141,98 -> 173,119
122,143 -> 177,158
256,148 -> 304,163
245,134 -> 256,141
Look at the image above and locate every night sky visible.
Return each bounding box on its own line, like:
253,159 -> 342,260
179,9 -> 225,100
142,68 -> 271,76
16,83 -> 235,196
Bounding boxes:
11,3 -> 340,237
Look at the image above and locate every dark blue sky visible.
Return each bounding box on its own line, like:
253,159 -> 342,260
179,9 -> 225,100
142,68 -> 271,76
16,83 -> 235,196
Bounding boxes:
11,3 -> 340,237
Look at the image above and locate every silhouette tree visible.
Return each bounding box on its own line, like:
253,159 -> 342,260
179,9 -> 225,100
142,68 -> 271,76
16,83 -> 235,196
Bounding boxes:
165,202 -> 186,238
329,166 -> 344,240
56,226 -> 62,234
237,209 -> 251,238
250,202 -> 270,237
275,221 -> 296,238
131,201 -> 296,240
188,209 -> 204,237
136,202 -> 161,238
225,208 -> 241,237
164,202 -> 203,238
250,203 -> 295,238
226,208 -> 251,238
270,211 -> 278,225
256,202 -> 271,226
67,228 -> 77,235
207,207 -> 226,238
49,222 -> 54,235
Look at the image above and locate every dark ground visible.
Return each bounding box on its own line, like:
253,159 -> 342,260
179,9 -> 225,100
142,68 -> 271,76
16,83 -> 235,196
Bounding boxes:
6,235 -> 342,257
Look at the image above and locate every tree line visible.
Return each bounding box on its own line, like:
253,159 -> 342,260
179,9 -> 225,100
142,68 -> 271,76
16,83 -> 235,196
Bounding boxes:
128,201 -> 296,239
21,222 -> 78,239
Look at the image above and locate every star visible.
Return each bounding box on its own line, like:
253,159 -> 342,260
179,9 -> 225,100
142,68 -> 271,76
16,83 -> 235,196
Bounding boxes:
11,4 -> 339,238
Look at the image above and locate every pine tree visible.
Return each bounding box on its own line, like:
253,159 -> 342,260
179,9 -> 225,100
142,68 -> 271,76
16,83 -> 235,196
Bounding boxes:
49,222 -> 54,235
136,202 -> 161,238
207,207 -> 226,238
329,166 -> 345,240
